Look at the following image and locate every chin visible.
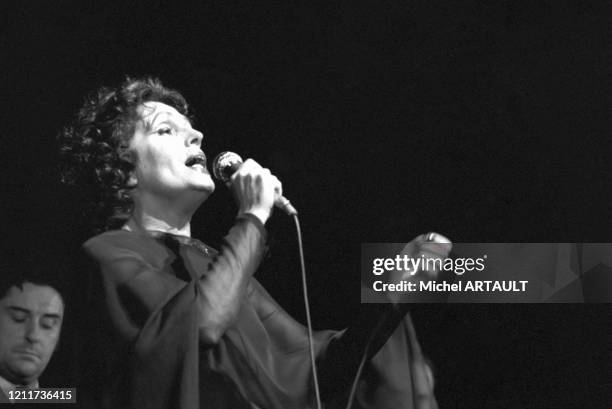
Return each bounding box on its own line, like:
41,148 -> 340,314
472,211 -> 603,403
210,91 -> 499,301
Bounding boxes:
191,173 -> 215,192
11,364 -> 42,381
195,179 -> 216,193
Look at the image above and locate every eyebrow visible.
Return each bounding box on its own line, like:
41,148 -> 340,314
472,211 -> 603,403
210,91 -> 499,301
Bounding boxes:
142,111 -> 166,132
144,111 -> 191,132
148,111 -> 170,127
7,306 -> 63,319
41,313 -> 63,320
7,306 -> 30,314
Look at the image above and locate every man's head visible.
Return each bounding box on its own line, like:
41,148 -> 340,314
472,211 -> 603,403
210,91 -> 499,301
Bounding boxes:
0,280 -> 64,385
59,77 -> 199,230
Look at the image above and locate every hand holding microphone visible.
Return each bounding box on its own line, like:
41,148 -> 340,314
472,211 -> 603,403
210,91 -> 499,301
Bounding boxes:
213,152 -> 298,224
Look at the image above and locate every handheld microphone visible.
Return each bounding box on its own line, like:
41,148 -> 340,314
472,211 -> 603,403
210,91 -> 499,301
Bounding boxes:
212,151 -> 298,216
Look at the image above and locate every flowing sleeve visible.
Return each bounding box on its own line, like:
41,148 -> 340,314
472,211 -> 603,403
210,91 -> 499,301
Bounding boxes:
355,314 -> 438,409
246,279 -> 436,409
315,297 -> 437,409
82,217 -> 267,409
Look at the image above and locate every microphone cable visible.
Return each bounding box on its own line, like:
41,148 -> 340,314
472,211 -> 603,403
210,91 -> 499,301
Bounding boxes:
293,214 -> 323,409
345,339 -> 370,409
212,151 -> 322,408
293,212 -> 369,409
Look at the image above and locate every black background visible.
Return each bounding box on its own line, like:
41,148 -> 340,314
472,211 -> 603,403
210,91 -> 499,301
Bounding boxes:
3,1 -> 612,407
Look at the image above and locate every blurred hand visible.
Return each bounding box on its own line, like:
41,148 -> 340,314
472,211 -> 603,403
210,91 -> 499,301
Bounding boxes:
230,159 -> 282,224
387,232 -> 453,303
401,232 -> 453,279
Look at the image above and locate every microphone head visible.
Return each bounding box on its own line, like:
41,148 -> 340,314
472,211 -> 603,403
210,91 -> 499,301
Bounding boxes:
212,151 -> 243,182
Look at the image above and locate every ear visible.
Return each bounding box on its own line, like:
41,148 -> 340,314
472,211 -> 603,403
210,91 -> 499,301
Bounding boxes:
120,149 -> 138,188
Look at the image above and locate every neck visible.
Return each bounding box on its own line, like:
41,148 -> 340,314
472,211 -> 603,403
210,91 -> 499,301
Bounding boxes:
127,192 -> 203,237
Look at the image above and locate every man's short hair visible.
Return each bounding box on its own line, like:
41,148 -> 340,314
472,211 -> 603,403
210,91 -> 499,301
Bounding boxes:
0,256 -> 65,304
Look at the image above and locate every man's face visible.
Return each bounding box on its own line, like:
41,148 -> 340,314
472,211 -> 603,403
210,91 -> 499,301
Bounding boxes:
128,101 -> 215,201
0,283 -> 64,385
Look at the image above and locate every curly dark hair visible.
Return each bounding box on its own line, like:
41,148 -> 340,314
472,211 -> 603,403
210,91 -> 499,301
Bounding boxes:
58,77 -> 190,231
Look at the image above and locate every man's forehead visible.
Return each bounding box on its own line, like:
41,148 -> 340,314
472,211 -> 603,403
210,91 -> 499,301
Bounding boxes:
1,283 -> 64,314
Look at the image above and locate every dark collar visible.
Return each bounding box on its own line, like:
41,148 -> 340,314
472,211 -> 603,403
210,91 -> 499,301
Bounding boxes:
150,231 -> 218,257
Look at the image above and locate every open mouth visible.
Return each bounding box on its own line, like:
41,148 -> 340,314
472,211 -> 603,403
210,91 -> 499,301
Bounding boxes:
185,153 -> 207,171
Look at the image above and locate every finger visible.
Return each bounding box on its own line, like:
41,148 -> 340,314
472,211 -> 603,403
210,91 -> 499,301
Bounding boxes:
415,251 -> 448,261
419,242 -> 452,258
414,232 -> 453,255
414,232 -> 452,245
271,176 -> 282,197
238,158 -> 263,175
429,232 -> 451,244
230,159 -> 260,183
242,158 -> 260,168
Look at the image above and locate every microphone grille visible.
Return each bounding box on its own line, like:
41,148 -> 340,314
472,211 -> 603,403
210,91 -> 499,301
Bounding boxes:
212,151 -> 243,182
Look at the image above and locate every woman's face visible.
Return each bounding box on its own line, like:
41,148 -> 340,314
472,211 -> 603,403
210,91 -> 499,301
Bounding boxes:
128,101 -> 215,201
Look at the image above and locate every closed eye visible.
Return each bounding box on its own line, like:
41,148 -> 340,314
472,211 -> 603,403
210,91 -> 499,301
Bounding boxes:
40,317 -> 60,330
9,311 -> 28,323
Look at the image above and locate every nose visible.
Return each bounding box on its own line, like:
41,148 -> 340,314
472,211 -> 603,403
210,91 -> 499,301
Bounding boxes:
187,128 -> 204,147
25,321 -> 42,344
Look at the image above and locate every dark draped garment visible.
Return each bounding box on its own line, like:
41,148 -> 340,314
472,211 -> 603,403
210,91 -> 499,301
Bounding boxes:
0,388 -> 9,404
80,217 -> 436,409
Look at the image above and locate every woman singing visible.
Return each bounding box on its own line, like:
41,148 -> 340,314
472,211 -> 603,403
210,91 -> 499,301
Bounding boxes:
59,77 -> 444,409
